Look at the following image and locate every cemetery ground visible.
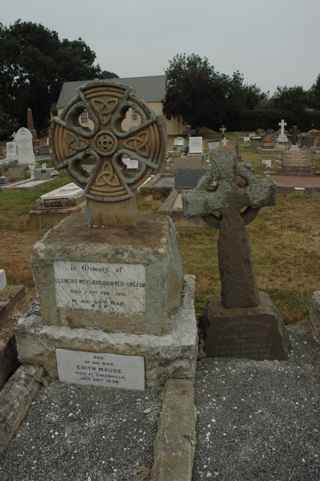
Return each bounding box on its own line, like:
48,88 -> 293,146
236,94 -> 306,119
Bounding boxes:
0,175 -> 319,326
1,143 -> 320,481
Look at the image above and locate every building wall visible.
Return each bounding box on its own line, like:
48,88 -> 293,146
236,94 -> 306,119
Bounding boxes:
57,101 -> 185,142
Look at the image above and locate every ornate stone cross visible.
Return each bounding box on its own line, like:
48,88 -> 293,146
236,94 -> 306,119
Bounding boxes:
278,119 -> 287,136
183,149 -> 275,309
50,80 -> 166,225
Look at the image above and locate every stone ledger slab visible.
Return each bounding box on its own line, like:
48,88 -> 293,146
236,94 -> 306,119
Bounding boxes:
32,212 -> 184,336
203,291 -> 289,360
16,276 -> 198,387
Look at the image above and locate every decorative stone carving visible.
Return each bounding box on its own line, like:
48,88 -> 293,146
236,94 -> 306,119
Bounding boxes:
183,149 -> 289,360
50,81 -> 167,204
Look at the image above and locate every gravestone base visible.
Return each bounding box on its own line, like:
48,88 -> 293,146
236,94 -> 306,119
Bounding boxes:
16,276 -> 198,387
202,291 -> 289,360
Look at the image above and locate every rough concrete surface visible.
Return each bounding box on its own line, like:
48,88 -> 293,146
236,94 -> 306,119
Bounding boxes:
16,276 -> 198,387
0,382 -> 161,481
0,365 -> 43,452
152,379 -> 196,481
193,322 -> 320,481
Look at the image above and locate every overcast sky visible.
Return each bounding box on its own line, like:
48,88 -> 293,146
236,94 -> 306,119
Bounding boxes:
1,0 -> 319,93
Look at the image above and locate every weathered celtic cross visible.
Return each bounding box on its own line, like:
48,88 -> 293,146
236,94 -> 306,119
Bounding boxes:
50,80 -> 166,225
183,149 -> 275,309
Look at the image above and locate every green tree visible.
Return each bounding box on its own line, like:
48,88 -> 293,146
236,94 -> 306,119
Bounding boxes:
309,74 -> 320,109
0,20 -> 117,135
270,86 -> 308,114
163,53 -> 266,130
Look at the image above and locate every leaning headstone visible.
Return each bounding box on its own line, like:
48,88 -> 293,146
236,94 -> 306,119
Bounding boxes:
189,136 -> 203,154
15,128 -> 35,165
183,149 -> 289,360
40,182 -> 84,209
0,269 -> 7,289
17,81 -> 198,389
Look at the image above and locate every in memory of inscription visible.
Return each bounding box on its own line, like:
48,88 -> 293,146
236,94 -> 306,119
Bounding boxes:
56,349 -> 145,390
54,261 -> 146,314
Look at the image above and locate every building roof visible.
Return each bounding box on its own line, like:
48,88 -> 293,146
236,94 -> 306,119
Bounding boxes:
56,75 -> 166,110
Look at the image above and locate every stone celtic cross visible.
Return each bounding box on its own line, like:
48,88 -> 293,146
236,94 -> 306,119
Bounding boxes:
50,81 -> 167,224
183,149 -> 275,309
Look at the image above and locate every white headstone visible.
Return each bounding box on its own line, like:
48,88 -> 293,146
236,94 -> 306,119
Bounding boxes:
243,136 -> 251,143
189,136 -> 203,154
15,127 -> 35,165
277,119 -> 289,143
0,269 -> 7,289
6,141 -> 18,161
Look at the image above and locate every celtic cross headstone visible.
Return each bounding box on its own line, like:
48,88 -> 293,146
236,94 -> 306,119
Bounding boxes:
51,80 -> 166,225
18,80 -> 198,389
183,149 -> 289,360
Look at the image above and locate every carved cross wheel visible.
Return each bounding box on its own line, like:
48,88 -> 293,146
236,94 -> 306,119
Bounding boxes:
50,81 -> 167,202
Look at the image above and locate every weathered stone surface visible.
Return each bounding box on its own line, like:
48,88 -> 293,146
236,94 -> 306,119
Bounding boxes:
0,365 -> 43,452
16,276 -> 198,387
218,196 -> 259,308
183,149 -> 275,219
0,285 -> 25,323
152,379 -> 196,481
0,337 -> 19,390
309,291 -> 320,342
32,212 -> 183,336
203,291 -> 290,360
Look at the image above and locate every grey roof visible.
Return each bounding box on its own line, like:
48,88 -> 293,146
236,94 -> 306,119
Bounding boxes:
56,75 -> 166,110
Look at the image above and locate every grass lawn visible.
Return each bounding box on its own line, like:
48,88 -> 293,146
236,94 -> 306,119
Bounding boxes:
0,150 -> 319,324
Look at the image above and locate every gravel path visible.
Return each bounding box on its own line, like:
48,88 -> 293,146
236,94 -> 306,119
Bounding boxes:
193,323 -> 320,481
0,383 -> 160,481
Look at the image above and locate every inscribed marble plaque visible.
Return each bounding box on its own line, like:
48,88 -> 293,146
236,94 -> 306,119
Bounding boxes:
56,349 -> 145,390
54,261 -> 145,314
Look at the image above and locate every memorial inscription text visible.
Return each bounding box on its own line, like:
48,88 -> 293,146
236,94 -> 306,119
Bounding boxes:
54,261 -> 146,314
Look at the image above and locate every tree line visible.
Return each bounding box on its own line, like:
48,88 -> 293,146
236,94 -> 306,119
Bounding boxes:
0,20 -> 117,140
0,21 -> 319,141
164,54 -> 320,132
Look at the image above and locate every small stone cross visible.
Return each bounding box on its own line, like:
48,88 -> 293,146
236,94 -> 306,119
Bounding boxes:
220,126 -> 227,137
291,125 -> 299,145
278,119 -> 287,136
183,149 -> 275,309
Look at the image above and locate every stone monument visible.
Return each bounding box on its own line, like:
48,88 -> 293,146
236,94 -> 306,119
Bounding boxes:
5,142 -> 18,163
15,128 -> 35,166
183,149 -> 289,360
277,119 -> 289,144
17,81 -> 198,389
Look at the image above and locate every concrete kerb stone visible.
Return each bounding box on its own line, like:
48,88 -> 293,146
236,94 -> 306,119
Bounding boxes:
0,365 -> 43,452
310,291 -> 320,342
151,379 -> 197,481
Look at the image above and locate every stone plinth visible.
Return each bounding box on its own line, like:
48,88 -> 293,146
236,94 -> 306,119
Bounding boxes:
16,276 -> 198,387
202,292 -> 289,360
281,146 -> 313,175
32,212 -> 184,336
